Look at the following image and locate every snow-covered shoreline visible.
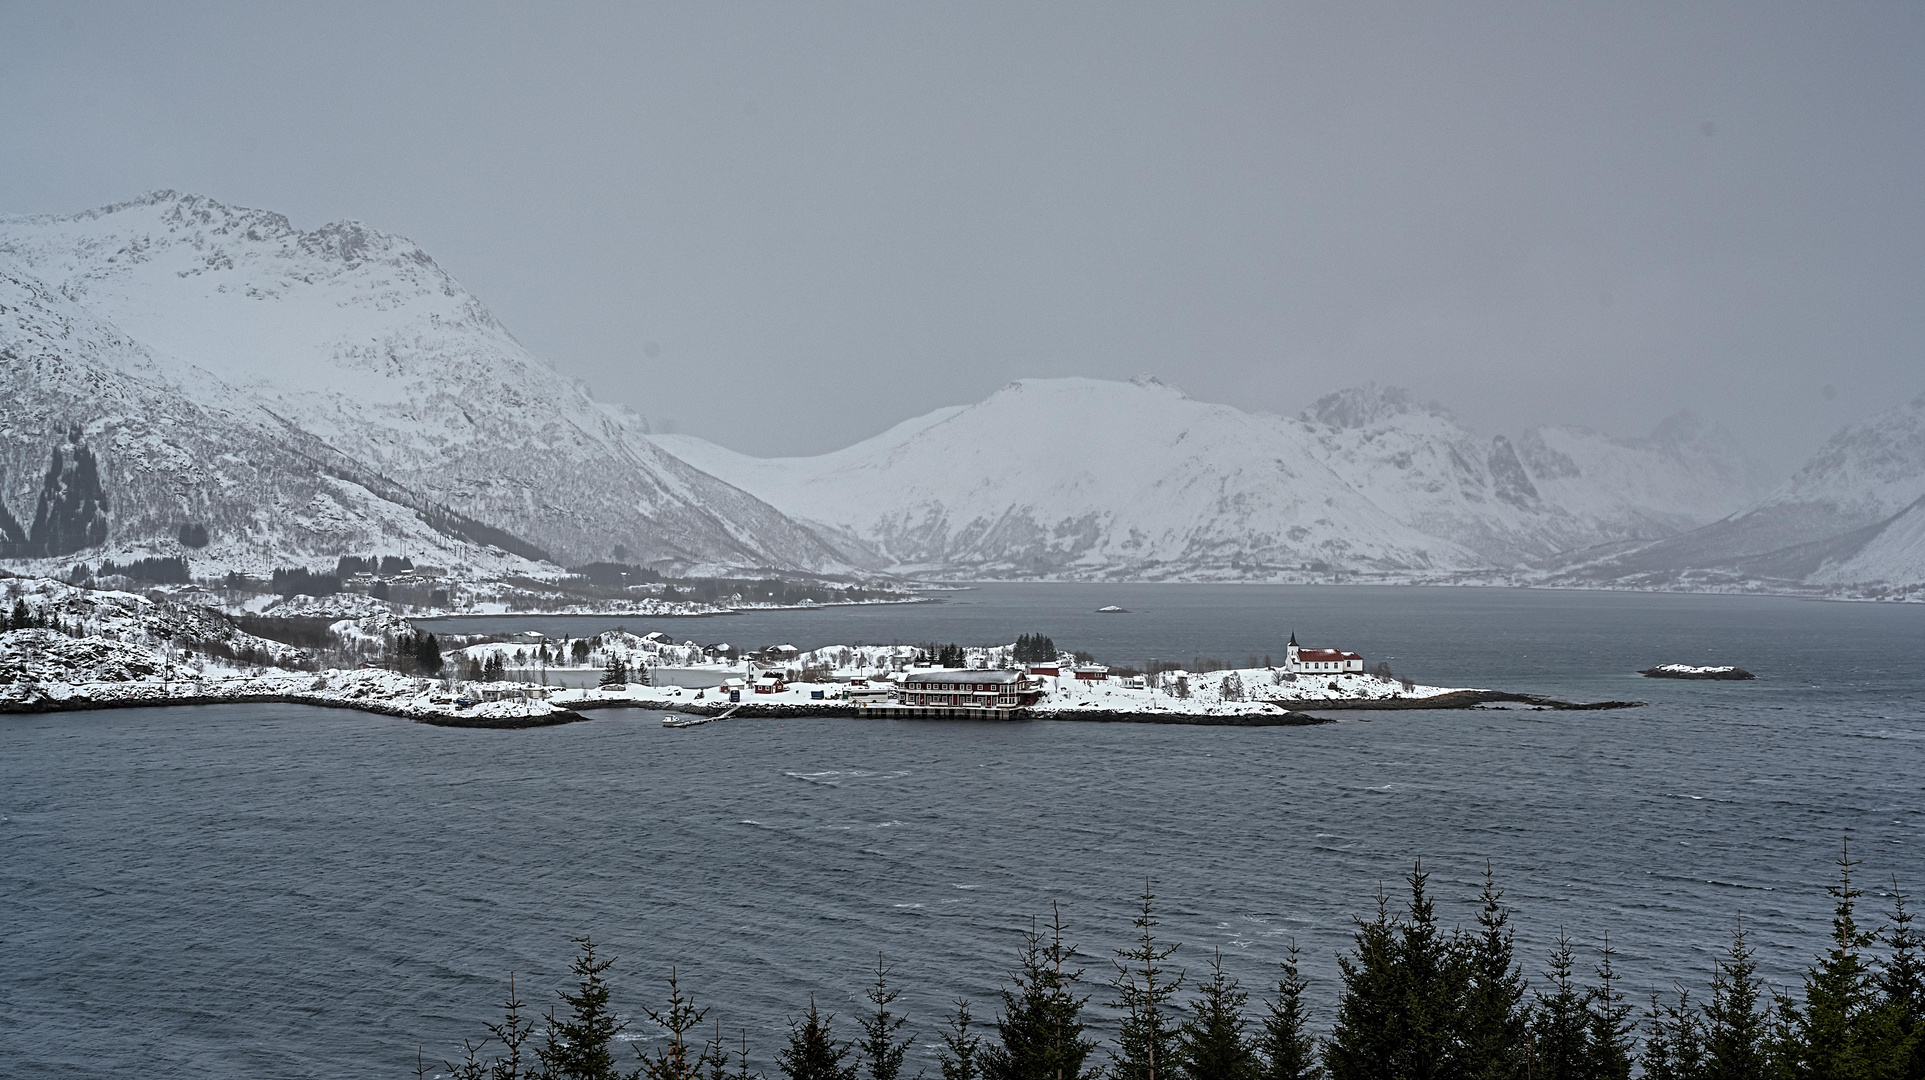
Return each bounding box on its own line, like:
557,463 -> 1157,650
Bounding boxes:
421,594 -> 936,620
0,575 -> 1639,729
0,659 -> 583,728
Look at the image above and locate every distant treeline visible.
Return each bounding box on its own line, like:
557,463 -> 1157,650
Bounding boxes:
270,567 -> 340,598
424,851 -> 1921,1080
96,556 -> 191,584
338,554 -> 417,577
234,615 -> 338,651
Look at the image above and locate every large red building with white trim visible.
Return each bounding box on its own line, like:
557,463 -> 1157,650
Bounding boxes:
895,670 -> 1042,709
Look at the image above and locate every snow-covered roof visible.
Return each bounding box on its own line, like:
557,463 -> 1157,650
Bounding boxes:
1295,648 -> 1360,662
904,670 -> 1023,685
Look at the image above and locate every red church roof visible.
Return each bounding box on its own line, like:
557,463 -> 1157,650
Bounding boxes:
1296,648 -> 1361,662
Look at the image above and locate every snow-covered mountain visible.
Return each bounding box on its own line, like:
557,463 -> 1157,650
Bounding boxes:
1809,496 -> 1925,589
658,377 -> 1481,578
1514,412 -> 1775,542
653,376 -> 1769,580
0,192 -> 849,574
1297,385 -> 1769,564
1560,390 -> 1925,588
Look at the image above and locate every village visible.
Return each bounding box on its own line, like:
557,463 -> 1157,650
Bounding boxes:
439,628 -> 1444,721
0,573 -> 1488,726
0,573 -> 1633,727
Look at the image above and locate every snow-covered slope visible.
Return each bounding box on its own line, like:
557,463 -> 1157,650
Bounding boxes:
1296,385 -> 1770,565
0,192 -> 848,573
658,377 -> 1489,578
660,377 -> 1771,579
1297,386 -> 1578,564
1561,391 -> 1925,584
0,266 -> 520,574
1516,412 -> 1772,539
1811,496 -> 1925,587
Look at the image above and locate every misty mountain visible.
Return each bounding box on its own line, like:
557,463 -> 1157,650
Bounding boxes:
1299,385 -> 1770,565
653,376 -> 1769,579
0,192 -> 850,574
1558,390 -> 1925,589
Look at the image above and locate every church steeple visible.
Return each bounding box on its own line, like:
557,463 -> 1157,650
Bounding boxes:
1288,631 -> 1297,647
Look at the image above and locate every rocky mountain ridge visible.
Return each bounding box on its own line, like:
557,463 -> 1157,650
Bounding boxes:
0,191 -> 851,576
654,377 -> 1782,581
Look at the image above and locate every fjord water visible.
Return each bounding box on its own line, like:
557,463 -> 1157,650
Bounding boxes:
4,585 -> 1922,1079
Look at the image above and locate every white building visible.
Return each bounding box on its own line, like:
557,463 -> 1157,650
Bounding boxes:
1285,632 -> 1363,674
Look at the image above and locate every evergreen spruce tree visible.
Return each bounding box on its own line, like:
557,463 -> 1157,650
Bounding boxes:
1773,843 -> 1910,1079
1585,935 -> 1635,1080
1527,933 -> 1589,1080
448,973 -> 537,1080
1323,890 -> 1401,1080
1254,943 -> 1322,1080
1877,888 -> 1925,1080
940,1000 -> 983,1080
603,654 -> 629,686
1391,862 -> 1464,1080
981,906 -> 1100,1080
417,633 -> 444,676
640,968 -> 710,1080
1112,886 -> 1186,1080
701,1023 -> 759,1080
6,598 -> 26,631
780,998 -> 857,1080
1459,867 -> 1527,1080
857,956 -> 916,1080
536,937 -> 635,1080
1642,990 -> 1707,1080
1179,950 -> 1257,1080
1702,922 -> 1771,1080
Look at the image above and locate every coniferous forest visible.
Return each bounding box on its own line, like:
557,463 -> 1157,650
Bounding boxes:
420,849 -> 1922,1080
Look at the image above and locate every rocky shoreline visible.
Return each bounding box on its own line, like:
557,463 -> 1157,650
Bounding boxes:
1,681 -> 1641,729
0,689 -> 586,728
1298,689 -> 1645,711
565,689 -> 1641,726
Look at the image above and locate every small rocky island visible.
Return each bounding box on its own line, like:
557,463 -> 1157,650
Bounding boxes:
1639,664 -> 1755,681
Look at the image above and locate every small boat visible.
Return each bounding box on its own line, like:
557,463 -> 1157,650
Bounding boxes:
1096,605 -> 1129,613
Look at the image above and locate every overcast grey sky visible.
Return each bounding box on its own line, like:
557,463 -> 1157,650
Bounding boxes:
3,3 -> 1920,471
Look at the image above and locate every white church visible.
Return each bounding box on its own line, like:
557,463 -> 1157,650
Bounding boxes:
1284,632 -> 1364,674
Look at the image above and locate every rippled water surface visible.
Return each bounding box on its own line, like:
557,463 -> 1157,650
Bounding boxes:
4,585 -> 1923,1078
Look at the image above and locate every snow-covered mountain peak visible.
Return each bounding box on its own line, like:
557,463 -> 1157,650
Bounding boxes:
2,191 -> 468,323
656,375 -> 1476,577
1766,390 -> 1925,519
983,375 -> 1188,408
0,192 -> 853,572
1646,410 -> 1714,448
653,375 -> 1785,576
1301,383 -> 1453,431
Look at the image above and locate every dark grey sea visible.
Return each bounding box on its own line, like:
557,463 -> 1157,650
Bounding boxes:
3,584 -> 1922,1078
